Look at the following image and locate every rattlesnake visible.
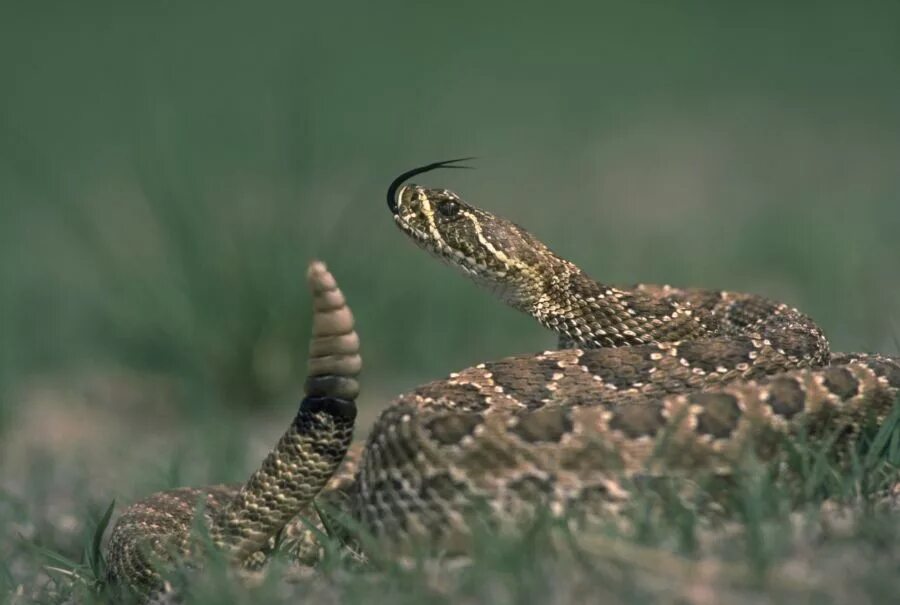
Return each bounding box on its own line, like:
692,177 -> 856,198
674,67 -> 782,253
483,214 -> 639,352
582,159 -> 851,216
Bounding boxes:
106,160 -> 900,597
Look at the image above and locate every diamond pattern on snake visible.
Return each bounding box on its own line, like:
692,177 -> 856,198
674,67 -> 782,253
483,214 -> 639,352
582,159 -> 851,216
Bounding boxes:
106,160 -> 900,597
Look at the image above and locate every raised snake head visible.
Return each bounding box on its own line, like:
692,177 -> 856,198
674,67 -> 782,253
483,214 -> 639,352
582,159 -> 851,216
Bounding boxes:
387,160 -> 567,303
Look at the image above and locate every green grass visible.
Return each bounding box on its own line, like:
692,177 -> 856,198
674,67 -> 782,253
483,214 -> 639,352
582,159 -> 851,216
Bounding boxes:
4,398 -> 899,604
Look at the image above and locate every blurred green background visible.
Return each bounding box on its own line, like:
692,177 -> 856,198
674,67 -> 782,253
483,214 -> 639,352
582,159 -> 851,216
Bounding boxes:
2,3 -> 900,600
1,0 -> 899,428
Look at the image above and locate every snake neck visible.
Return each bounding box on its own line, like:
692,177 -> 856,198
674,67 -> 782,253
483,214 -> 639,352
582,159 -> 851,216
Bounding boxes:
388,179 -> 713,348
209,261 -> 360,563
499,255 -> 713,348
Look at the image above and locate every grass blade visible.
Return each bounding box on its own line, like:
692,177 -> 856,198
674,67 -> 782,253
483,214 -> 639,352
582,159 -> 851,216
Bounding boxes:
88,499 -> 116,580
19,536 -> 83,574
865,400 -> 900,469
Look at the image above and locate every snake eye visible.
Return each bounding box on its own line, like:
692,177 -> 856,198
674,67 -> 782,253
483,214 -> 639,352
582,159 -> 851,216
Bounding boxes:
437,200 -> 460,218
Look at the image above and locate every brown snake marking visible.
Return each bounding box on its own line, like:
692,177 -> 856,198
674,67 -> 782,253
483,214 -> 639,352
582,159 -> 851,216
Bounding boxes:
106,160 -> 900,597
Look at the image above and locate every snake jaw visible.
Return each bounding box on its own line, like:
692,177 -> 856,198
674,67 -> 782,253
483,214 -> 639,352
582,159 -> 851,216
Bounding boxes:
393,202 -> 488,276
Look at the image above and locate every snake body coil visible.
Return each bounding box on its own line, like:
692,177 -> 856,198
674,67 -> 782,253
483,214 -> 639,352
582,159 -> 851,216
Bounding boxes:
107,164 -> 900,596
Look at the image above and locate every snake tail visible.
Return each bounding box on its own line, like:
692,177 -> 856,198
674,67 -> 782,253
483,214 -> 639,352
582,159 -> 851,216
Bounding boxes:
210,260 -> 360,561
106,260 -> 360,592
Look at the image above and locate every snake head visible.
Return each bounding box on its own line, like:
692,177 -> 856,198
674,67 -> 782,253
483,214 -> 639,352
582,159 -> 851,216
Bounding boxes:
388,164 -> 561,297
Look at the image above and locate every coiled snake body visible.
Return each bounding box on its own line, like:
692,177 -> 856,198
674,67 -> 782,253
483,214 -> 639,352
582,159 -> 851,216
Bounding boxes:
107,161 -> 900,596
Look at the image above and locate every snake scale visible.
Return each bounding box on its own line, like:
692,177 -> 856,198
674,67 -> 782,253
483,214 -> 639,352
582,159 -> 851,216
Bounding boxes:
106,160 -> 900,596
